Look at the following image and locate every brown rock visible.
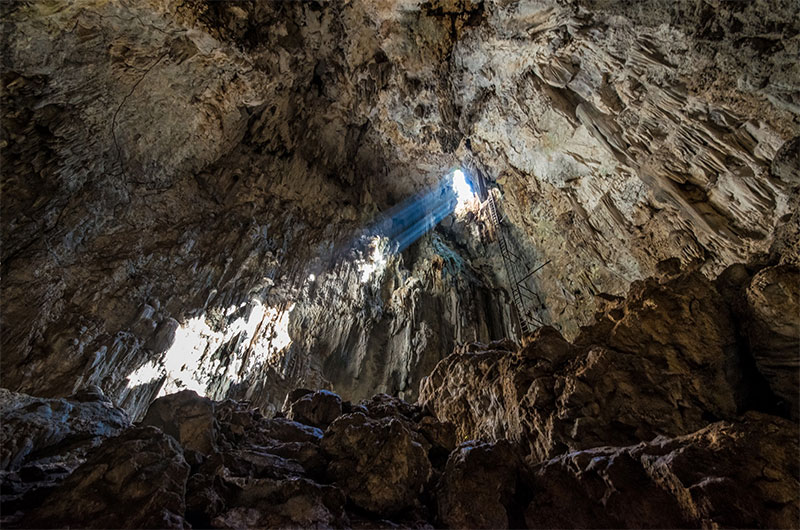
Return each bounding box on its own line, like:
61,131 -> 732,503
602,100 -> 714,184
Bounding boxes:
215,476 -> 348,529
0,388 -> 130,472
23,426 -> 190,529
420,272 -> 748,462
436,440 -> 520,529
744,264 -> 800,418
321,412 -> 432,514
288,389 -> 343,429
525,412 -> 800,529
359,393 -> 423,421
142,389 -> 217,454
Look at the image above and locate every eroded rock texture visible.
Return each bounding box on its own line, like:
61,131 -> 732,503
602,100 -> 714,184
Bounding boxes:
3,381 -> 797,529
419,264 -> 797,462
525,412 -> 800,529
2,0 -> 798,420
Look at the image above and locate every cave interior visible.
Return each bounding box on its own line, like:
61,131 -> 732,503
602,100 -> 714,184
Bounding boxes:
1,0 -> 799,528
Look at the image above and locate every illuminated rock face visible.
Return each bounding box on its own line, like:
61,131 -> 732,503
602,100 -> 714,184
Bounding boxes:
1,0 -> 798,420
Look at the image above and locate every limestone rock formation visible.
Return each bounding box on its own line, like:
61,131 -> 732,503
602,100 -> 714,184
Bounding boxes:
3,372 -> 798,529
419,269 -> 763,461
287,389 -> 343,429
23,426 -> 190,529
142,389 -> 218,455
0,387 -> 130,527
524,412 -> 800,529
0,387 -> 129,472
1,0 -> 799,526
436,440 -> 520,529
744,265 -> 800,418
2,0 -> 797,421
321,412 -> 432,514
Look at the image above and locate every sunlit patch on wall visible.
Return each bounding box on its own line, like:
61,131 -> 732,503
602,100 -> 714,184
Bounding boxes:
358,236 -> 389,283
126,300 -> 296,398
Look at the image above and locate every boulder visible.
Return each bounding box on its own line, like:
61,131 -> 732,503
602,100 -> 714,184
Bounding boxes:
436,440 -> 520,529
142,389 -> 217,454
525,412 -> 800,529
23,426 -> 190,529
288,389 -> 343,429
0,388 -> 130,526
0,388 -> 129,472
257,417 -> 324,444
744,264 -> 800,418
359,392 -> 423,421
214,477 -> 348,529
321,412 -> 432,514
419,272 -> 747,462
282,388 -> 314,413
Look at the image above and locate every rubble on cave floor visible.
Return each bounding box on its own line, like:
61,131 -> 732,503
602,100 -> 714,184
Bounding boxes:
2,385 -> 797,529
1,262 -> 798,529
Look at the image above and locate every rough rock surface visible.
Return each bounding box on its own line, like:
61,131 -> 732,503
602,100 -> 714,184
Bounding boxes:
437,440 -> 520,529
287,389 -> 343,429
0,387 -> 129,472
0,387 -> 130,527
3,376 -> 798,529
420,269 -> 762,461
142,389 -> 217,454
2,0 -> 798,421
525,412 -> 800,529
23,426 -> 190,529
744,265 -> 800,418
321,412 -> 432,514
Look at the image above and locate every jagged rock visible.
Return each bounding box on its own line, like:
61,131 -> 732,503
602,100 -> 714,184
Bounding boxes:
436,440 -> 520,529
744,264 -> 800,418
420,272 -> 748,462
216,477 -> 348,529
359,392 -> 423,421
416,416 -> 457,467
258,417 -> 324,444
288,389 -> 343,429
222,448 -> 305,480
142,390 -> 217,454
321,412 -> 432,514
282,388 -> 314,413
0,388 -> 129,472
1,0 -> 798,427
524,412 -> 800,529
23,426 -> 190,529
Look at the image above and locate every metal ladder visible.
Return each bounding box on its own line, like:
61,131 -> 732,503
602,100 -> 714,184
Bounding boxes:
486,191 -> 549,337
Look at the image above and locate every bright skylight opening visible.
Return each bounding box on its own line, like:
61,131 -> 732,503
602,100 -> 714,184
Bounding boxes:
452,169 -> 476,211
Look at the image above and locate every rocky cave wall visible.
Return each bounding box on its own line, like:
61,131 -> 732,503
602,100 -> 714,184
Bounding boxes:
2,0 -> 799,417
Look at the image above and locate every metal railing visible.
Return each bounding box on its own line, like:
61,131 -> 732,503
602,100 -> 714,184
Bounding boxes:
486,191 -> 549,337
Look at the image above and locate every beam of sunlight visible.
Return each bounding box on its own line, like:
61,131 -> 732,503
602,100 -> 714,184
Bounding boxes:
360,168 -> 476,258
